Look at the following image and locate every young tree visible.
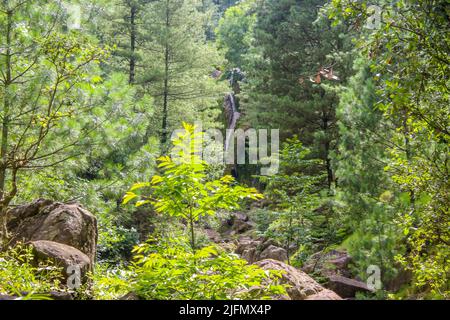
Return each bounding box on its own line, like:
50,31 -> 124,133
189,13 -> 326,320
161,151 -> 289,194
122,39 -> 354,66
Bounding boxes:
258,137 -> 341,265
0,0 -> 106,245
96,236 -> 286,300
334,56 -> 401,284
123,122 -> 263,251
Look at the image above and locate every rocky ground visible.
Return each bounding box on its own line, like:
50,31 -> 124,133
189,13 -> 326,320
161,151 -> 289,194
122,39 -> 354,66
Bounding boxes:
1,200 -> 374,300
207,211 -> 374,300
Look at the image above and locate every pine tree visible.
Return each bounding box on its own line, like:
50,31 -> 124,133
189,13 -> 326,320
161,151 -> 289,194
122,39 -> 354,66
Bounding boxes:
240,0 -> 353,189
0,0 -> 105,244
89,0 -> 155,84
329,0 -> 450,296
334,56 -> 401,285
141,0 -> 226,148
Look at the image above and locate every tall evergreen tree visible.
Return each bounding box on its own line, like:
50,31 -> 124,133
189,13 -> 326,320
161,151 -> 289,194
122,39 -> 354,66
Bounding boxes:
329,0 -> 450,296
141,0 -> 226,148
335,56 -> 401,285
0,0 -> 105,244
90,0 -> 155,84
241,0 -> 353,189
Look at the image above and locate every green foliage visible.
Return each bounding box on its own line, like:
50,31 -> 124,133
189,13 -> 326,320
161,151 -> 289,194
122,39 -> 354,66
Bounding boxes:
258,137 -> 344,265
98,236 -> 286,300
124,123 -> 263,250
0,0 -> 110,244
214,0 -> 240,14
137,0 -> 227,145
0,244 -> 62,299
327,0 -> 450,297
93,263 -> 133,300
216,0 -> 257,68
0,0 -> 448,301
333,56 -> 403,285
239,0 -> 354,190
97,224 -> 139,264
249,208 -> 279,236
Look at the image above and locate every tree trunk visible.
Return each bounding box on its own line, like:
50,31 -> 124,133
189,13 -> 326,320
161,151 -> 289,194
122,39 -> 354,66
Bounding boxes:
160,1 -> 170,147
0,11 -> 13,244
322,110 -> 334,190
0,11 -> 12,200
129,5 -> 137,84
189,213 -> 196,253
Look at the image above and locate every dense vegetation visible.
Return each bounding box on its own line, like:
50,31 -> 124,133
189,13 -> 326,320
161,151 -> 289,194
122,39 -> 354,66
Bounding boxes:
0,0 -> 448,300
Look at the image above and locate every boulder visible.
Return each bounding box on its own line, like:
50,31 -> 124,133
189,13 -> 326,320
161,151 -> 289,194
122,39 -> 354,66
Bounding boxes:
236,237 -> 287,263
303,249 -> 352,278
219,212 -> 254,237
30,240 -> 92,283
234,212 -> 249,222
256,259 -> 342,300
305,290 -> 344,300
302,250 -> 375,298
241,247 -> 258,263
327,275 -> 373,298
232,219 -> 253,234
236,237 -> 256,253
260,245 -> 288,262
7,199 -> 97,262
205,228 -> 222,243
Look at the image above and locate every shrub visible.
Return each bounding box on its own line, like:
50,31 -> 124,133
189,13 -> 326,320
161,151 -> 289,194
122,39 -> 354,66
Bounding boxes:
95,237 -> 286,300
0,244 -> 63,300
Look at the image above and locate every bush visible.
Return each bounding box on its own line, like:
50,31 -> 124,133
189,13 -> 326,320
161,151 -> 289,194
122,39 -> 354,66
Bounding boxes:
96,237 -> 287,300
0,244 -> 63,300
124,122 -> 263,251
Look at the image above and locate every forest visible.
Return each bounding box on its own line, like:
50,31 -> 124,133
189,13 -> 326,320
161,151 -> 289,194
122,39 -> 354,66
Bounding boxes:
0,0 -> 449,301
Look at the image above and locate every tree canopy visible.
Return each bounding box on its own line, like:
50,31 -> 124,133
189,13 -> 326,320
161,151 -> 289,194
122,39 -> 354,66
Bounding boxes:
0,0 -> 448,301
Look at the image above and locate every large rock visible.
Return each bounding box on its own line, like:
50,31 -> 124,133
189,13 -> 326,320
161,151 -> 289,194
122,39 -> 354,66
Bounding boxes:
260,245 -> 288,262
7,199 -> 97,262
256,259 -> 342,300
204,228 -> 222,243
302,250 -> 375,298
232,219 -> 253,234
303,249 -> 352,278
219,212 -> 254,237
302,249 -> 378,298
236,237 -> 259,263
305,290 -> 344,300
236,237 -> 288,263
30,240 -> 91,282
327,275 -> 373,298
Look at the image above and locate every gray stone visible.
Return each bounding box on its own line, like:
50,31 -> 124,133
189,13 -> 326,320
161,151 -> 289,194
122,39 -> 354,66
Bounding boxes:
30,240 -> 92,283
8,199 -> 97,263
256,259 -> 342,300
327,275 -> 373,298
